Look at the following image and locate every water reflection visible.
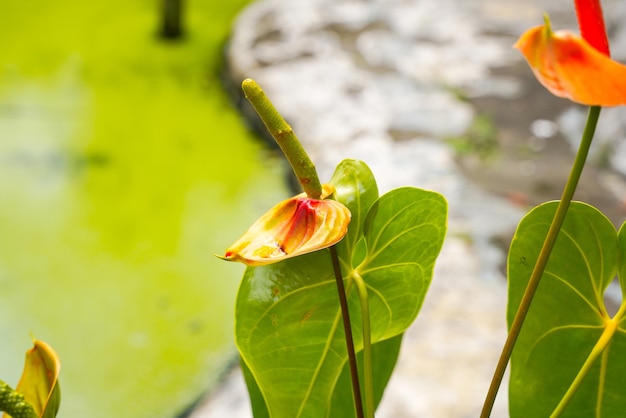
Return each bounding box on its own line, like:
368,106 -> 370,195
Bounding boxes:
0,4 -> 285,416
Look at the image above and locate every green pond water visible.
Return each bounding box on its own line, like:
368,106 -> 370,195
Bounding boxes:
0,1 -> 286,416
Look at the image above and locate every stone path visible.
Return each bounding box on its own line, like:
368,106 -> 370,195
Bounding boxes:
191,0 -> 626,416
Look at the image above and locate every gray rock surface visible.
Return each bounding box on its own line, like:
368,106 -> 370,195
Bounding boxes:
192,0 -> 626,416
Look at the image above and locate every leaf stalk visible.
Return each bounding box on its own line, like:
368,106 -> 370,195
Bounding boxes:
550,316 -> 618,417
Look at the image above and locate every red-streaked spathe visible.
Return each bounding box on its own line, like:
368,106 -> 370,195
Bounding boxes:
220,184 -> 350,266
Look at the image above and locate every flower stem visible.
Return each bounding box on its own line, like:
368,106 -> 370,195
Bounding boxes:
329,246 -> 364,418
480,105 -> 601,418
351,271 -> 374,418
241,78 -> 323,199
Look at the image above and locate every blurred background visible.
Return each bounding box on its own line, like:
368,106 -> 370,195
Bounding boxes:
0,1 -> 287,417
2,0 -> 626,417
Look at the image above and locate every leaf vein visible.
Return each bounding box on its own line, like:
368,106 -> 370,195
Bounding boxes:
547,272 -> 602,319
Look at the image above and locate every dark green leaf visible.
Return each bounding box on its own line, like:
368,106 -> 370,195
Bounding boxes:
508,202 -> 626,417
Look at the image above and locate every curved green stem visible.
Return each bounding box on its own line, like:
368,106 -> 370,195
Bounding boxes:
241,78 -> 323,199
480,105 -> 602,418
329,246 -> 364,418
351,270 -> 374,418
550,317 -> 618,417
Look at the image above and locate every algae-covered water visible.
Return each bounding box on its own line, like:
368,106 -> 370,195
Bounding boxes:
0,1 -> 285,416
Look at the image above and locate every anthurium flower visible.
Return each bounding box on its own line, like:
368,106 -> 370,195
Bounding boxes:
1,339 -> 61,418
515,17 -> 626,106
220,184 -> 351,266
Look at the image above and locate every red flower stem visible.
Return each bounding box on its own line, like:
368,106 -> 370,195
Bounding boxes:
329,245 -> 364,418
241,79 -> 323,199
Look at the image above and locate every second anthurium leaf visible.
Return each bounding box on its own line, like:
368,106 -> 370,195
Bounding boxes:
356,187 -> 447,341
236,160 -> 447,417
508,201 -> 626,417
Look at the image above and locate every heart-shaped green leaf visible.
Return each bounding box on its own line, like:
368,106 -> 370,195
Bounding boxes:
358,187 -> 448,341
235,159 -> 447,417
508,201 -> 626,417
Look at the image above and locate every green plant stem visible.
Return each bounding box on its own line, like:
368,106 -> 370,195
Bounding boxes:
550,315 -> 619,417
241,78 -> 323,199
329,246 -> 364,418
480,105 -> 602,418
351,271 -> 374,418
